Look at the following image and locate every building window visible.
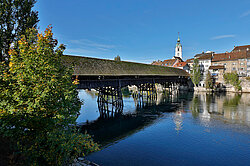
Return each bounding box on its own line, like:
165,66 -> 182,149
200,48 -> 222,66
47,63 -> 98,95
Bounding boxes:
241,63 -> 244,65
224,63 -> 227,66
232,63 -> 236,65
232,67 -> 236,71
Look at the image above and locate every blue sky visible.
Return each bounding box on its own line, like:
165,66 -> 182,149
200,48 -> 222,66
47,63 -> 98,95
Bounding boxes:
35,0 -> 250,63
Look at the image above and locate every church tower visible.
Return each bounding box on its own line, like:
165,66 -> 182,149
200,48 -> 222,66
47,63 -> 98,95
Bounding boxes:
174,33 -> 182,59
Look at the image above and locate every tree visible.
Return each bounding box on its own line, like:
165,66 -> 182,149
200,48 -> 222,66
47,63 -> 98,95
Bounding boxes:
205,71 -> 213,89
191,58 -> 201,87
223,72 -> 242,91
0,26 -> 98,165
0,0 -> 39,63
114,55 -> 121,61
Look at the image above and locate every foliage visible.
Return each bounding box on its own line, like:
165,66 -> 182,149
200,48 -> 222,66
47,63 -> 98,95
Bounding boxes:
223,72 -> 242,91
0,0 -> 39,63
190,95 -> 200,118
223,94 -> 241,107
205,71 -> 213,89
0,26 -> 98,165
191,58 -> 201,87
114,55 -> 121,61
246,77 -> 250,81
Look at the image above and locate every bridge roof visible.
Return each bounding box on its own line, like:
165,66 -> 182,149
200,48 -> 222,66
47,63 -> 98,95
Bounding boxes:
62,55 -> 189,77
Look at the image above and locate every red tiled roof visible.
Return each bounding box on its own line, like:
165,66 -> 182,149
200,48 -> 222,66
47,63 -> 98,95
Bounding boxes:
195,52 -> 213,58
173,57 -> 183,62
232,45 -> 250,52
163,59 -> 176,63
185,58 -> 194,63
209,65 -> 224,70
197,53 -> 212,60
173,62 -> 188,67
162,59 -> 177,66
152,58 -> 181,67
212,52 -> 247,62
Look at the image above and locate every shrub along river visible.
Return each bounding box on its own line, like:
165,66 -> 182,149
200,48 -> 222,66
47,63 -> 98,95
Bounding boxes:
77,90 -> 250,166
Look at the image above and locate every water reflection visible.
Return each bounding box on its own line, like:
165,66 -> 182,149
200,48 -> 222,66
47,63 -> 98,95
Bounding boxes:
80,90 -> 250,166
189,92 -> 250,127
173,111 -> 183,133
79,90 -> 250,146
81,90 -> 185,146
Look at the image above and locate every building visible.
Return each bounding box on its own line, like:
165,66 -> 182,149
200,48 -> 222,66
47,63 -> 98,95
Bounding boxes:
152,34 -> 190,73
247,51 -> 250,77
231,45 -> 250,53
208,65 -> 225,83
152,57 -> 183,67
212,51 -> 248,77
173,62 -> 190,72
194,52 -> 213,87
174,33 -> 182,59
196,52 -> 213,73
185,58 -> 194,71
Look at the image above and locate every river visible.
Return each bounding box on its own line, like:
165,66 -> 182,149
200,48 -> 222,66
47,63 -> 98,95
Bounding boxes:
77,90 -> 250,166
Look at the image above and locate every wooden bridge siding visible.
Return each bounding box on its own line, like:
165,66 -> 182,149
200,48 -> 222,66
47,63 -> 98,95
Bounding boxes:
76,76 -> 189,89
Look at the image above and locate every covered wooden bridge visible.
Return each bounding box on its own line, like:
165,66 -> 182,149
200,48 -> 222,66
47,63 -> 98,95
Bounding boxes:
62,55 -> 190,89
62,55 -> 190,112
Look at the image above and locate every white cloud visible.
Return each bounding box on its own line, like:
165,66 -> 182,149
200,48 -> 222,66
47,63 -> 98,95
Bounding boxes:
210,35 -> 235,40
240,10 -> 250,18
65,39 -> 117,56
70,39 -> 116,51
64,48 -> 97,55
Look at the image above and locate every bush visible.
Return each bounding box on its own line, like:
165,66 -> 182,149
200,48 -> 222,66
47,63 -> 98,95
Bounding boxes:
223,72 -> 242,91
0,26 -> 98,165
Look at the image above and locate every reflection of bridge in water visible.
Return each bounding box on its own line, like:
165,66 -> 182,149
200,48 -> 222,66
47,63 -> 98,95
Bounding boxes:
81,91 -> 192,146
62,55 -> 191,113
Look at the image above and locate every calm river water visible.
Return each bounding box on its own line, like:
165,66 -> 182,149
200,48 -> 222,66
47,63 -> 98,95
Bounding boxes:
77,90 -> 250,166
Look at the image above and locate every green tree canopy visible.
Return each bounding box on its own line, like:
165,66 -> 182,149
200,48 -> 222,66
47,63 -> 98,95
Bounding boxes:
223,72 -> 242,91
191,58 -> 201,87
0,26 -> 98,165
0,0 -> 39,63
205,71 -> 213,89
114,55 -> 121,61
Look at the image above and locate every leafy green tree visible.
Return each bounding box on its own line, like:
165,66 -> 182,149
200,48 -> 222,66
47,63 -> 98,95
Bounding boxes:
191,58 -> 201,87
0,0 -> 39,63
205,71 -> 213,89
114,55 -> 121,61
0,26 -> 98,165
223,72 -> 242,91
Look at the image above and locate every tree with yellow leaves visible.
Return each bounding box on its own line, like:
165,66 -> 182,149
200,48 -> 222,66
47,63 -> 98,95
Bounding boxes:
0,26 -> 98,165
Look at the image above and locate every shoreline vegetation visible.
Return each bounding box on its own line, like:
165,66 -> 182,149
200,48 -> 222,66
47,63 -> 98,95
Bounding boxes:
0,27 -> 99,165
0,1 -> 99,165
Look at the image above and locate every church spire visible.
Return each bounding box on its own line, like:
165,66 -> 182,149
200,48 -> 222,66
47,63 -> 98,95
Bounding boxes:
174,32 -> 182,59
177,32 -> 180,43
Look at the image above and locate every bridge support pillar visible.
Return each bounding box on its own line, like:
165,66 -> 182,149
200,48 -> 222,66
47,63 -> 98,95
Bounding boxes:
97,86 -> 123,118
132,83 -> 157,108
